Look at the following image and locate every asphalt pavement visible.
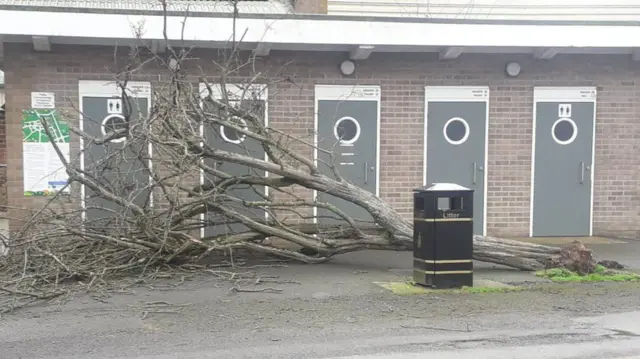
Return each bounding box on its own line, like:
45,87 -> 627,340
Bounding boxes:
3,238 -> 640,358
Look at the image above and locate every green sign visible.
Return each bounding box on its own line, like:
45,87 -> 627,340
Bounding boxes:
22,109 -> 71,196
22,109 -> 70,143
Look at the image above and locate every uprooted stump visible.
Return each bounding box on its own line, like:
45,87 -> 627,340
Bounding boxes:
546,241 -> 596,275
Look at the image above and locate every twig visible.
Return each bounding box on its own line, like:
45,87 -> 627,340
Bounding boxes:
138,300 -> 192,319
141,301 -> 192,307
255,277 -> 300,285
0,286 -> 65,300
228,286 -> 283,294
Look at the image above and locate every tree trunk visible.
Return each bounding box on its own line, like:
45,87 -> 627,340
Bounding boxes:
473,235 -> 562,271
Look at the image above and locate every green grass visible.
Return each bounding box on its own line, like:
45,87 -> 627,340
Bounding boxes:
373,280 -> 521,296
536,265 -> 640,283
459,286 -> 521,294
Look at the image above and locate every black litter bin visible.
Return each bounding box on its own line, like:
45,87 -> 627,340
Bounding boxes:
413,183 -> 474,289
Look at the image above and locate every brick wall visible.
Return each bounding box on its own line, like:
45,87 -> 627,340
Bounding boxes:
4,43 -> 640,237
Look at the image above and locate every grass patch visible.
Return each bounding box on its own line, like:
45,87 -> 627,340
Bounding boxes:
459,286 -> 521,294
375,281 -> 432,295
536,265 -> 640,283
373,280 -> 520,296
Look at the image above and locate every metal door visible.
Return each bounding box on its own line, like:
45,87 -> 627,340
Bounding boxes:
82,96 -> 150,232
532,100 -> 595,236
202,98 -> 267,238
426,101 -> 487,235
316,100 -> 378,224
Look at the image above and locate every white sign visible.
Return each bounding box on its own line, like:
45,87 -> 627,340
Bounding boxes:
107,98 -> 123,114
30,92 -> 55,109
558,104 -> 572,118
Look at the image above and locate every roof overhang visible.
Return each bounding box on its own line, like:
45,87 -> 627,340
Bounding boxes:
1,9 -> 640,56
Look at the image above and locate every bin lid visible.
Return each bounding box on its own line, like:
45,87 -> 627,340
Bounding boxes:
414,183 -> 471,192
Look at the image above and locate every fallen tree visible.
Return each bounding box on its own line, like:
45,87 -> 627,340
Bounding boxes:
1,56 -> 606,270
0,3 -> 620,312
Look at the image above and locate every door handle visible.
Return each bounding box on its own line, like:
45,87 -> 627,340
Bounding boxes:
472,162 -> 477,185
364,162 -> 368,184
580,162 -> 585,184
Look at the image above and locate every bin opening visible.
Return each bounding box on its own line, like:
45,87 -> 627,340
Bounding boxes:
437,196 -> 464,211
414,196 -> 425,211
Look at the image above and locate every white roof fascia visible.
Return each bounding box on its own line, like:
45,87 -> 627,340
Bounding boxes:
1,9 -> 640,48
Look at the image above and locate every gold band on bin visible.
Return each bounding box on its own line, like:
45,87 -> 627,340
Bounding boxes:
414,269 -> 473,275
413,258 -> 472,264
413,217 -> 472,222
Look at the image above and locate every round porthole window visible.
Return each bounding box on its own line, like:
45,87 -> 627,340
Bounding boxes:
101,114 -> 128,143
443,117 -> 470,145
220,117 -> 248,144
551,118 -> 578,145
333,116 -> 361,145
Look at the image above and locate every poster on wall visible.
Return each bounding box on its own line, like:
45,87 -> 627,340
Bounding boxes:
22,109 -> 71,196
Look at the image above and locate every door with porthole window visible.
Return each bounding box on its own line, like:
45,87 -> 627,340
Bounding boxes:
81,95 -> 151,231
316,96 -> 378,225
425,87 -> 489,235
531,87 -> 596,237
201,85 -> 267,238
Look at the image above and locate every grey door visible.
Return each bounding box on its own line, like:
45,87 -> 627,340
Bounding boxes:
82,96 -> 150,233
316,100 -> 378,224
203,98 -> 266,238
426,101 -> 487,235
532,101 -> 594,236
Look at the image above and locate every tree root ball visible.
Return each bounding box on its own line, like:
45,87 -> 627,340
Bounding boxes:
546,241 -> 596,275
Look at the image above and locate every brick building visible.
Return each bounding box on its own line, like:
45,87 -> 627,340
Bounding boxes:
1,0 -> 640,239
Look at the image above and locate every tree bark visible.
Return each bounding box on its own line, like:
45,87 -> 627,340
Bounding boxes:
473,235 -> 562,270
